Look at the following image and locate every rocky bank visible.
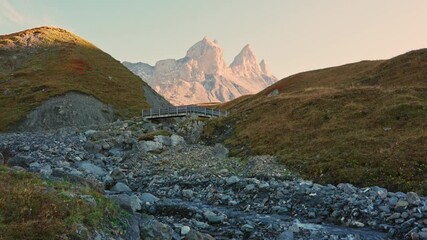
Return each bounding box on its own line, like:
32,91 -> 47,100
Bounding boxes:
0,118 -> 426,240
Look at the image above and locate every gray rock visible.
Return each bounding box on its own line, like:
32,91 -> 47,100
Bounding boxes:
108,148 -> 123,157
288,224 -> 300,233
108,194 -> 141,213
268,89 -> 280,97
389,196 -> 399,206
29,162 -> 42,171
379,205 -> 391,213
78,162 -> 107,177
40,165 -> 52,177
21,146 -> 31,151
226,175 -> 240,185
8,155 -> 36,167
244,184 -> 256,192
213,143 -> 229,159
182,189 -> 194,199
139,218 -> 177,240
276,230 -> 294,240
154,135 -> 172,146
395,200 -> 409,210
103,174 -> 114,186
407,192 -> 421,206
170,134 -> 185,146
203,210 -> 225,224
184,229 -> 215,240
124,215 -> 141,240
139,141 -> 163,152
419,231 -> 427,240
70,169 -> 84,177
192,220 -> 210,229
84,130 -> 97,137
241,224 -> 254,232
140,193 -> 159,205
387,212 -> 400,221
371,186 -> 388,199
258,182 -> 270,189
111,167 -> 126,181
337,183 -> 357,194
0,152 -> 4,164
299,180 -> 313,188
14,92 -> 116,131
111,182 -> 132,192
181,226 -> 191,235
102,142 -> 111,150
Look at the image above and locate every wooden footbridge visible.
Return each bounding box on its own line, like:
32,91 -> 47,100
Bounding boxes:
142,105 -> 228,119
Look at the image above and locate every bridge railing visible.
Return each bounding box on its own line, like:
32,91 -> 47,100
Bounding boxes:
142,105 -> 228,119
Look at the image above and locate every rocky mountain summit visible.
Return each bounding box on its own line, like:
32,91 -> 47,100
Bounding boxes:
123,37 -> 277,105
1,118 -> 426,239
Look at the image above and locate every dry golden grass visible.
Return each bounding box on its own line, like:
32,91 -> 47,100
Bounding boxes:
0,27 -> 150,131
204,49 -> 427,194
0,166 -> 120,240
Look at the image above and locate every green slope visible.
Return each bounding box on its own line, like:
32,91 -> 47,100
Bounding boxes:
0,26 -> 152,131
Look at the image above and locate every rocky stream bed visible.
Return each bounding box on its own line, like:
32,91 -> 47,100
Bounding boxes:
0,118 -> 426,240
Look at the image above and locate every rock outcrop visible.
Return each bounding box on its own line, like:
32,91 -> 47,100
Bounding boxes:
123,37 -> 277,105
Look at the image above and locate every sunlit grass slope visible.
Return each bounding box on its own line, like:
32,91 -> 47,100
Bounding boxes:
0,26 -> 150,131
204,49 -> 427,194
0,166 -> 120,240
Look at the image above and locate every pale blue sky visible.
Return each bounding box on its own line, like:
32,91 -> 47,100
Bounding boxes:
1,0 -> 426,78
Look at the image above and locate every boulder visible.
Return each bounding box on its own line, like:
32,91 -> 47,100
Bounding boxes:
406,192 -> 421,206
184,229 -> 215,240
213,143 -> 229,160
108,194 -> 141,213
78,162 -> 107,178
140,193 -> 160,205
226,176 -> 240,185
182,189 -> 194,199
111,167 -> 126,181
139,141 -> 163,152
276,231 -> 294,240
154,135 -> 172,146
139,218 -> 178,240
203,210 -> 225,224
8,155 -> 36,168
170,134 -> 185,146
111,182 -> 132,193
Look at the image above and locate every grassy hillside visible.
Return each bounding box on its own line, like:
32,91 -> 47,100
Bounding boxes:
0,26 -> 151,131
204,49 -> 427,194
0,166 -> 120,239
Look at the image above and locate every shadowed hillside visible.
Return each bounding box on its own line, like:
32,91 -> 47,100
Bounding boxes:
0,26 -> 168,131
205,49 -> 427,194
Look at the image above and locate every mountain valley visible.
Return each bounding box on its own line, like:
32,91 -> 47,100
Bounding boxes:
0,26 -> 426,240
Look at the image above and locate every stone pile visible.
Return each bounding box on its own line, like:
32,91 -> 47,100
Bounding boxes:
0,119 -> 426,239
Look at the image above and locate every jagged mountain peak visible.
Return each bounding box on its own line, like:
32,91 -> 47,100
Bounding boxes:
185,36 -> 226,75
230,44 -> 262,75
124,38 -> 277,105
230,44 -> 257,67
260,59 -> 272,75
186,37 -> 222,57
